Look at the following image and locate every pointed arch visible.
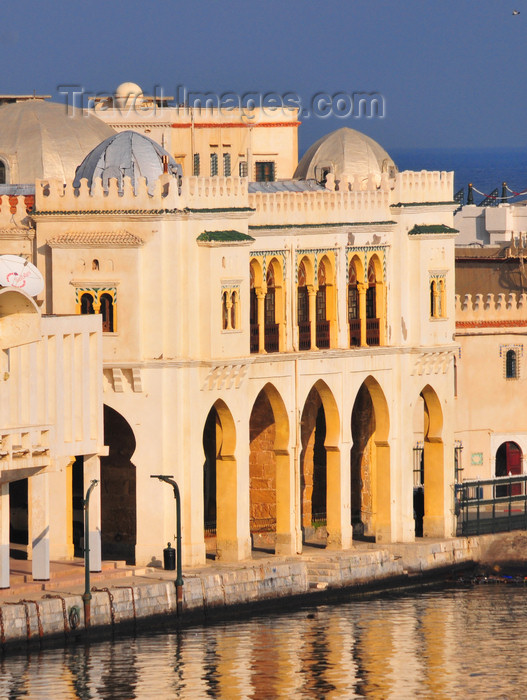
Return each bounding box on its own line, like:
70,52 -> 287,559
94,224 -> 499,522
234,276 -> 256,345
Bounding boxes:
300,380 -> 349,549
249,383 -> 293,554
419,385 -> 446,538
203,399 -> 247,561
350,376 -> 391,542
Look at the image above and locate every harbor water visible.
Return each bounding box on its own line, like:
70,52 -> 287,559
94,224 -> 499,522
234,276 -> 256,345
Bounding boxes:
0,582 -> 525,699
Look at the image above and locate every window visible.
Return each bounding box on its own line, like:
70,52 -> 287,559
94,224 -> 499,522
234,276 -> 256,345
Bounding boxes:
0,159 -> 5,185
210,153 -> 218,176
316,261 -> 326,322
223,153 -> 231,177
193,153 -> 200,176
430,276 -> 446,318
297,260 -> 310,350
78,288 -> 116,332
221,287 -> 240,330
366,260 -> 376,319
348,260 -> 360,347
255,161 -> 275,182
506,349 -> 518,379
239,161 -> 248,177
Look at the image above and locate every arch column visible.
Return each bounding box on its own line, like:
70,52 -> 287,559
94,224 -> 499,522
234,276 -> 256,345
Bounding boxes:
423,438 -> 446,537
326,445 -> 353,549
275,448 -> 296,555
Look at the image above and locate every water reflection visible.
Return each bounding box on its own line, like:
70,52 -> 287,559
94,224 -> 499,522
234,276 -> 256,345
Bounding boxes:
0,586 -> 525,698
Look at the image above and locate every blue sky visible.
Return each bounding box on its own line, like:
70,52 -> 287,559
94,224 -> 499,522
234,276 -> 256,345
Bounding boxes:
2,1 -> 526,152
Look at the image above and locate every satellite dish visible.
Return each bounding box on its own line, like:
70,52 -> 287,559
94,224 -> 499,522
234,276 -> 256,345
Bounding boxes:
0,255 -> 44,297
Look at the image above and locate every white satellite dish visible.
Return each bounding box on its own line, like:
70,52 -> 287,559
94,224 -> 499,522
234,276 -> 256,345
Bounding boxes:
0,255 -> 44,297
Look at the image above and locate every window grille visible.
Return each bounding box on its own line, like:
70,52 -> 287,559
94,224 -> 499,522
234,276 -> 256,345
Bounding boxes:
193,153 -> 200,176
210,153 -> 218,176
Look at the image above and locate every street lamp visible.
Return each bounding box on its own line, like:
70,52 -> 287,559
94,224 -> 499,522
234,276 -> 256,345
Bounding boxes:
150,474 -> 184,613
82,479 -> 99,628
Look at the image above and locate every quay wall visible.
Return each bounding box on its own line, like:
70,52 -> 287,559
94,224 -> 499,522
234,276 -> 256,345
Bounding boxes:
0,536 -> 496,649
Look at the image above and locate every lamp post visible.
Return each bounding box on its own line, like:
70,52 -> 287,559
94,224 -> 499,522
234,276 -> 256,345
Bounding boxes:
150,474 -> 184,614
82,479 -> 99,628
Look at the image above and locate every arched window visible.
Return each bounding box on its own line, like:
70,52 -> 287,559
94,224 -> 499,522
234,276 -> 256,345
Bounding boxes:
366,261 -> 376,319
430,280 -> 437,317
316,260 -> 329,348
230,291 -> 237,329
222,291 -> 229,330
100,293 -> 114,332
92,259 -> 100,271
348,260 -> 360,347
366,260 -> 379,346
506,349 -> 517,379
297,261 -> 310,350
80,292 -> 95,315
0,159 -> 5,185
250,265 -> 258,352
264,263 -> 278,352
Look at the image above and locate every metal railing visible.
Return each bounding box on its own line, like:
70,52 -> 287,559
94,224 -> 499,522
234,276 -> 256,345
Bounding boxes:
456,474 -> 527,536
316,320 -> 330,349
264,324 -> 279,353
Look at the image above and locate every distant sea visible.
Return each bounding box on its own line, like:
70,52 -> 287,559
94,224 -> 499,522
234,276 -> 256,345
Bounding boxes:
390,148 -> 527,205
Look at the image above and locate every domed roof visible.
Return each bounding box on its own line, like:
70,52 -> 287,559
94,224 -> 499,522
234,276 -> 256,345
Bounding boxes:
73,130 -> 182,192
294,127 -> 397,185
114,82 -> 144,108
0,100 -> 115,184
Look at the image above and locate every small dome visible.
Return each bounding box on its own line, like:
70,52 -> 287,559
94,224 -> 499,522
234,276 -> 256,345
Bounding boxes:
294,127 -> 397,185
0,100 -> 115,184
114,82 -> 144,109
73,130 -> 182,192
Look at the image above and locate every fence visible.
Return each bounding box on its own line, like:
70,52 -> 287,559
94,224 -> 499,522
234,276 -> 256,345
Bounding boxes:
456,474 -> 527,536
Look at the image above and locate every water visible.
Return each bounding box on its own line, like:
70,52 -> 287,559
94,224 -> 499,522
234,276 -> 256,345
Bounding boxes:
391,147 -> 527,205
1,584 -> 526,698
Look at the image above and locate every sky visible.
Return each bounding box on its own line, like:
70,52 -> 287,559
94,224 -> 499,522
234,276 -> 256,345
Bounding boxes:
2,1 -> 527,154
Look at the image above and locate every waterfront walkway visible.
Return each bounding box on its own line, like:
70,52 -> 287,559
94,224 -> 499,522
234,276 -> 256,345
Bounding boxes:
0,534 -> 514,647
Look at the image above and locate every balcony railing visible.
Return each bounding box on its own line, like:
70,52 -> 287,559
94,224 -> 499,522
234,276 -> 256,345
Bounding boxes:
264,324 -> 279,353
250,324 -> 259,353
366,318 -> 380,346
316,320 -> 330,349
298,321 -> 311,350
349,319 -> 361,347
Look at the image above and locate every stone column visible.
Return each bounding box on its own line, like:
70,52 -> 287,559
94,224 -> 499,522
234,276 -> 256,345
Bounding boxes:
326,446 -> 353,550
49,456 -> 75,561
0,482 -> 9,588
31,470 -> 50,581
84,454 -> 102,572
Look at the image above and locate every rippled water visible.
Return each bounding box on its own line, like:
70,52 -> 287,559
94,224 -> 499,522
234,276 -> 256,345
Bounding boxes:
0,585 -> 525,699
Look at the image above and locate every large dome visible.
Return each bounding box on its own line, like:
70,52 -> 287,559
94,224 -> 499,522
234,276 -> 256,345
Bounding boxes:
0,100 -> 115,184
294,127 -> 397,185
73,130 -> 182,193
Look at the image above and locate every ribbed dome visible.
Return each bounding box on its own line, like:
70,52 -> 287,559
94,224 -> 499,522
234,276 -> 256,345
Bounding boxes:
73,130 -> 182,193
0,100 -> 115,184
294,127 -> 397,185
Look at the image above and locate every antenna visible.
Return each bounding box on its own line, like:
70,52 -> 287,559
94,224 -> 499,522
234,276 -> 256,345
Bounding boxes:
0,255 -> 44,296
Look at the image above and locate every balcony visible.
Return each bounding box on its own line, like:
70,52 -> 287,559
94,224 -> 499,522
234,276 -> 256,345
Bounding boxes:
349,319 -> 361,347
366,318 -> 380,346
264,324 -> 279,353
250,324 -> 259,353
298,321 -> 311,350
316,320 -> 330,349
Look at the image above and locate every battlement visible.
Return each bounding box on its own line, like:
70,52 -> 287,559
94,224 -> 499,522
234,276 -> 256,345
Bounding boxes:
33,174 -> 249,214
181,176 -> 249,210
0,194 -> 35,228
248,170 -> 454,228
392,170 -> 454,205
455,292 -> 527,325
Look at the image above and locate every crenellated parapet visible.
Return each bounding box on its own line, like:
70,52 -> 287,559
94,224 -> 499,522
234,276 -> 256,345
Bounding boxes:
33,174 -> 250,215
0,193 -> 35,228
249,182 -> 391,227
182,176 -> 249,210
34,174 -> 182,213
455,292 -> 527,326
391,170 -> 453,205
